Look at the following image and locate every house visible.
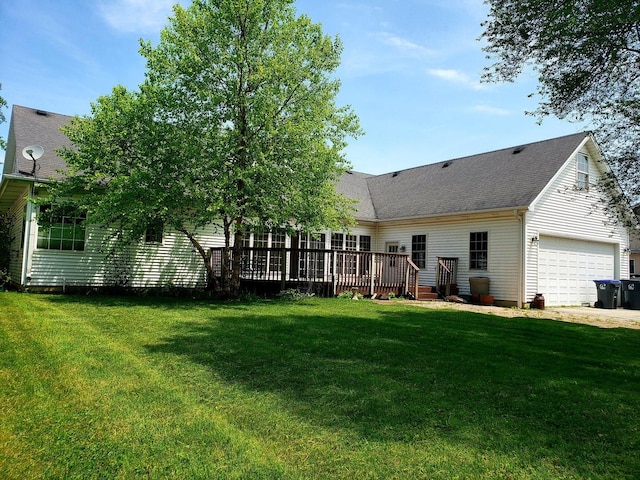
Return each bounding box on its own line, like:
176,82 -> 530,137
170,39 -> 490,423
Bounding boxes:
0,105 -> 633,306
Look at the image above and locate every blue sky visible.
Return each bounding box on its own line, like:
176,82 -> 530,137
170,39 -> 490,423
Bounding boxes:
0,0 -> 586,174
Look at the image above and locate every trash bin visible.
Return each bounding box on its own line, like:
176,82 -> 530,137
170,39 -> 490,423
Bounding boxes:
469,277 -> 490,296
621,280 -> 640,310
593,280 -> 621,309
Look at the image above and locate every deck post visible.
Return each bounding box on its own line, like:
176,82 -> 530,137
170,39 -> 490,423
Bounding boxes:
280,248 -> 286,291
370,253 -> 376,296
332,252 -> 337,296
405,259 -> 410,297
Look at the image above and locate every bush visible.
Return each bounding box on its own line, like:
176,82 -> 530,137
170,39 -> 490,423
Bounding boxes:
0,212 -> 13,290
337,290 -> 363,300
277,288 -> 315,302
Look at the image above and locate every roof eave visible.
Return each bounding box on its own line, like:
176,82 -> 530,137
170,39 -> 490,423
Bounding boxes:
373,206 -> 531,224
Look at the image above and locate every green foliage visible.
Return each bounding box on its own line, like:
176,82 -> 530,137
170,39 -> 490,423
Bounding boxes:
0,212 -> 13,289
51,0 -> 361,297
1,294 -> 639,478
481,0 -> 640,208
0,83 -> 6,150
337,289 -> 363,300
276,288 -> 315,301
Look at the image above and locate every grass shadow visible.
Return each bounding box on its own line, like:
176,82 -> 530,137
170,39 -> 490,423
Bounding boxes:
144,300 -> 640,477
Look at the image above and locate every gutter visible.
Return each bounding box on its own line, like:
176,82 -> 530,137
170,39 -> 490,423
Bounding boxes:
373,205 -> 532,224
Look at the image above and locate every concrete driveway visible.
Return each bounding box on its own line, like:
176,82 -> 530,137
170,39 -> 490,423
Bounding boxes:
394,300 -> 640,329
543,305 -> 640,329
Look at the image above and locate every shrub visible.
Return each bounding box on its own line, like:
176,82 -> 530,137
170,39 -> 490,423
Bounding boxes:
277,288 -> 315,302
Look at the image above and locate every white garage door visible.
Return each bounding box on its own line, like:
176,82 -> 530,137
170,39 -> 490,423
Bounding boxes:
538,236 -> 615,306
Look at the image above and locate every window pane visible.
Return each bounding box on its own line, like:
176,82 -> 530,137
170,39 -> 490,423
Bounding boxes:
577,154 -> 589,190
359,235 -> 371,252
470,232 -> 488,270
331,233 -> 343,250
412,234 -> 426,269
345,235 -> 357,251
37,206 -> 86,251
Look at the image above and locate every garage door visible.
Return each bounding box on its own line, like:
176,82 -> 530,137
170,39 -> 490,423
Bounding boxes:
538,236 -> 615,306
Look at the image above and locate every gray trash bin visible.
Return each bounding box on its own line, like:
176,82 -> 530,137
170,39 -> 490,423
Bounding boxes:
621,280 -> 640,310
593,280 -> 620,309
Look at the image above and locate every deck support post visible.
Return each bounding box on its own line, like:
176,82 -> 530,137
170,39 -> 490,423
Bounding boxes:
405,260 -> 410,297
370,253 -> 376,296
280,248 -> 286,291
332,252 -> 337,296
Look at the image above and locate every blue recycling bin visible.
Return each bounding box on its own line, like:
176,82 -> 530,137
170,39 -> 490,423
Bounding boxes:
593,280 -> 620,309
621,280 -> 640,310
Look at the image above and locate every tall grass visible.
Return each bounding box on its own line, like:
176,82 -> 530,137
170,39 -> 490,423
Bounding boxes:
1,293 -> 638,479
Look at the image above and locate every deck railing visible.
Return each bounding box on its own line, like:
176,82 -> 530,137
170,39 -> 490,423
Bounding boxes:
210,247 -> 419,297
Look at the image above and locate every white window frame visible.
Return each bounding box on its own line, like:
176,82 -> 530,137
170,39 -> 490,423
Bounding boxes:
36,204 -> 87,252
577,153 -> 590,190
469,231 -> 488,271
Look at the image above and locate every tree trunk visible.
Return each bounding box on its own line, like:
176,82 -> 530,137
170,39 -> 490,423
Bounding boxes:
222,218 -> 233,296
231,221 -> 244,296
179,228 -> 218,291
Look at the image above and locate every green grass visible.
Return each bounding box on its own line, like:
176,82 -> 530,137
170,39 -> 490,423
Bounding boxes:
1,293 -> 638,479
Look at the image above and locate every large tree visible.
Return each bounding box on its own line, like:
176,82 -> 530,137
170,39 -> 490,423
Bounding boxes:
0,84 -> 7,150
481,0 -> 640,215
53,0 -> 361,296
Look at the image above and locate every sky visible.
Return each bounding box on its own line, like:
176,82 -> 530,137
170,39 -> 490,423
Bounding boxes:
0,0 -> 587,175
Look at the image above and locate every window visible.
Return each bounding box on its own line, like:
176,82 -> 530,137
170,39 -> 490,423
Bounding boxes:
269,231 -> 286,272
299,234 -> 325,278
470,231 -> 488,270
359,235 -> 371,252
411,234 -> 426,269
37,205 -> 86,251
331,233 -> 343,250
253,232 -> 269,274
631,259 -> 636,276
145,219 -> 164,244
345,235 -> 357,251
577,153 -> 589,190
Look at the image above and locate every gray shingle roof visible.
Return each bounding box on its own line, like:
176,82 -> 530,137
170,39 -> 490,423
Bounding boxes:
3,105 -> 72,181
334,170 -> 377,221
339,132 -> 589,221
3,105 -> 589,222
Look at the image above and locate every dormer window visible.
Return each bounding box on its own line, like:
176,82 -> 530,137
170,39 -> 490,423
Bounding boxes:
577,153 -> 589,190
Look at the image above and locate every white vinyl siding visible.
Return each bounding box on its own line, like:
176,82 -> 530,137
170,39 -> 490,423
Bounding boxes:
525,144 -> 628,304
377,216 -> 521,302
27,222 -> 226,289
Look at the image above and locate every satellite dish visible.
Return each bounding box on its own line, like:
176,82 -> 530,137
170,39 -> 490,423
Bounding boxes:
21,145 -> 44,176
22,145 -> 44,161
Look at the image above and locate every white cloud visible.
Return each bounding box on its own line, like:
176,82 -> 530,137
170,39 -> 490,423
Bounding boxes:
98,0 -> 182,34
472,104 -> 511,116
378,33 -> 436,58
428,68 -> 486,90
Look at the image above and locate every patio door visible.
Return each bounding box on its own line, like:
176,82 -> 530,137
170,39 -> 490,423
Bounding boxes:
384,242 -> 399,283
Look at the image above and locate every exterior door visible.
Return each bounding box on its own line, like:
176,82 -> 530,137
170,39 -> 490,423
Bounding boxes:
384,242 -> 399,284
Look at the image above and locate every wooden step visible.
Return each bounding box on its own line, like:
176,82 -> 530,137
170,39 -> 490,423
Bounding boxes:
417,286 -> 439,301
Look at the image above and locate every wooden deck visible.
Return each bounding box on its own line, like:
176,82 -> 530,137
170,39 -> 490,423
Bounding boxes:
210,247 -> 420,298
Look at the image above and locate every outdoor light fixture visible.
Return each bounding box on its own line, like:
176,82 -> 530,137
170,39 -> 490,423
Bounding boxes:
531,236 -> 539,246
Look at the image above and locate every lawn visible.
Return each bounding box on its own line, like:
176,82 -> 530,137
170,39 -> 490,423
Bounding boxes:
1,293 -> 638,479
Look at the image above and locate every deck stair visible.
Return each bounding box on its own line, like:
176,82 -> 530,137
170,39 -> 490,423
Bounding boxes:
417,286 -> 439,301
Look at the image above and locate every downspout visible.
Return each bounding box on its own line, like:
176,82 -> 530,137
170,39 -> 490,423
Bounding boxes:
515,209 -> 524,309
21,184 -> 35,287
